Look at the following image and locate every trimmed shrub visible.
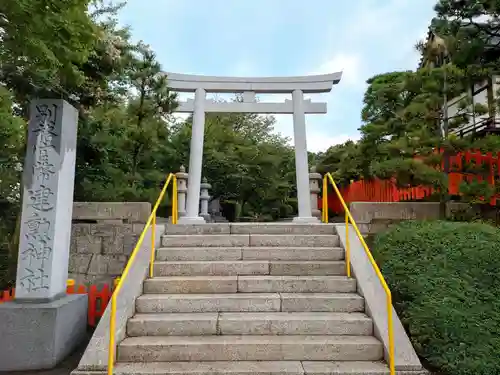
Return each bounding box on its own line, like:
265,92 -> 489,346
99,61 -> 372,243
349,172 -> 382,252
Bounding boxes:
372,220 -> 500,375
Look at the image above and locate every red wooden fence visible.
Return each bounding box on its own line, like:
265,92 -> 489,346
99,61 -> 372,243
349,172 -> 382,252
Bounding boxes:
0,283 -> 114,327
322,150 -> 500,213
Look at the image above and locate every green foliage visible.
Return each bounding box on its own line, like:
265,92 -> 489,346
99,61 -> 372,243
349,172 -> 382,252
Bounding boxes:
0,0 -> 97,104
168,110 -> 296,220
372,220 -> 500,375
316,141 -> 361,186
0,86 -> 25,289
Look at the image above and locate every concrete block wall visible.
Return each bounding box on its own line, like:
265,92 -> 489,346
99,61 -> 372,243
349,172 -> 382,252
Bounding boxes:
68,202 -> 151,287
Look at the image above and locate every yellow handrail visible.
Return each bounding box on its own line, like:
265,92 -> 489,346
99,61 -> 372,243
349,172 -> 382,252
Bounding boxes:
322,172 -> 395,375
107,173 -> 178,375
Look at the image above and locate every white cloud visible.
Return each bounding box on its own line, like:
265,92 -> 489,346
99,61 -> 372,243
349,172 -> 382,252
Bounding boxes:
307,132 -> 361,153
311,53 -> 364,89
272,115 -> 360,153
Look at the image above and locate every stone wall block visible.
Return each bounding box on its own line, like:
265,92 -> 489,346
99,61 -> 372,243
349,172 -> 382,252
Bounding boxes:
69,254 -> 92,274
88,254 -> 127,276
72,224 -> 91,237
73,202 -> 151,223
101,235 -> 124,255
123,234 -> 140,256
73,235 -> 102,254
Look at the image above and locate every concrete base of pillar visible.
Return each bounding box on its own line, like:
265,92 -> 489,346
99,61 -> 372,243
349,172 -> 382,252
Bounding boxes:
178,216 -> 206,224
0,293 -> 88,371
200,213 -> 211,222
312,209 -> 321,218
293,216 -> 320,223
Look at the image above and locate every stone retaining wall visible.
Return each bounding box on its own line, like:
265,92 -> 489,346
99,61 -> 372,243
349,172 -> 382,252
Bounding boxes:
68,202 -> 151,286
349,201 -> 469,235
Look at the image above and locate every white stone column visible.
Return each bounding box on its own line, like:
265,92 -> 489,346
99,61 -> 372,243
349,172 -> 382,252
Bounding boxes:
200,177 -> 211,221
292,89 -> 316,222
309,166 -> 322,218
16,99 -> 79,301
180,88 -> 206,223
176,165 -> 188,217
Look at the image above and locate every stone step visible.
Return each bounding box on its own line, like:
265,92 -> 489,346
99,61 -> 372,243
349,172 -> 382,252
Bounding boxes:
136,293 -> 281,313
152,261 -> 346,276
127,313 -> 217,336
156,247 -> 344,261
153,261 -> 269,276
161,234 -> 340,248
249,234 -> 340,248
156,247 -> 243,261
111,361 -> 391,375
162,235 -> 249,248
117,335 -> 383,362
217,312 -> 372,336
238,276 -> 356,293
230,223 -> 336,235
143,276 -> 356,294
112,361 -> 304,375
144,276 -> 238,294
269,261 -> 346,275
302,361 -> 391,375
165,224 -> 231,235
242,247 -> 344,261
135,293 -> 365,313
127,312 -> 373,336
164,223 -> 337,235
280,293 -> 365,312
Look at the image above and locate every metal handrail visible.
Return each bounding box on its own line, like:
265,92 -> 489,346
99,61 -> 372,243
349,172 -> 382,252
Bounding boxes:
322,172 -> 395,375
107,173 -> 178,375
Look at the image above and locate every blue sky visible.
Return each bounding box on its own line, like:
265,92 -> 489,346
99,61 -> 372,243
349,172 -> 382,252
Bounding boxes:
118,0 -> 436,152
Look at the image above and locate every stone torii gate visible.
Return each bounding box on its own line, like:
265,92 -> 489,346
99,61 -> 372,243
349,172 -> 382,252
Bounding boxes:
166,72 -> 343,223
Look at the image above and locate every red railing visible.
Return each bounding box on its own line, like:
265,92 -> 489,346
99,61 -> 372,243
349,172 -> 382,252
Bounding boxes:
321,150 -> 500,213
0,283 -> 114,327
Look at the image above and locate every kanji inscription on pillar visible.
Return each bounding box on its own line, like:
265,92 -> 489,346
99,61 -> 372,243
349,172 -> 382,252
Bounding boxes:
15,99 -> 78,301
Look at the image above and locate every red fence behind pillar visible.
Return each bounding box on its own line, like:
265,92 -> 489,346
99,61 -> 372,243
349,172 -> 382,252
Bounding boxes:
0,283 -> 113,327
321,150 -> 500,213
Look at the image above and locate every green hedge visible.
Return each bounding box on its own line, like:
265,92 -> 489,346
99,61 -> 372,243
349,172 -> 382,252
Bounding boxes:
372,220 -> 500,375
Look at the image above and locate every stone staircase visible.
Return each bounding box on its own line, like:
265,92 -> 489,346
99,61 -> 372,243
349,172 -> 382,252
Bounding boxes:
112,223 -> 391,374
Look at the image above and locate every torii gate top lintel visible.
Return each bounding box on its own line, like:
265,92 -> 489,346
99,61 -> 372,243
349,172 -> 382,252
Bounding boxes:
165,72 -> 342,93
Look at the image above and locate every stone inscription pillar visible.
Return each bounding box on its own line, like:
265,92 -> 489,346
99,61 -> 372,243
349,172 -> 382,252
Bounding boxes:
0,99 -> 87,372
181,87 -> 206,223
292,89 -> 316,222
15,99 -> 78,301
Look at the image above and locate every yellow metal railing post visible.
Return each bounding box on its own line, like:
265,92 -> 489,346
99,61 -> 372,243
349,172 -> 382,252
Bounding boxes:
149,214 -> 156,278
107,293 -> 117,375
172,176 -> 178,224
108,173 -> 176,375
322,175 -> 328,223
325,172 -> 394,375
387,294 -> 395,375
345,212 -> 351,277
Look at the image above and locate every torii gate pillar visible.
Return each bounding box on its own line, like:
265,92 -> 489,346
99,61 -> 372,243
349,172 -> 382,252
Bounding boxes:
166,72 -> 343,223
